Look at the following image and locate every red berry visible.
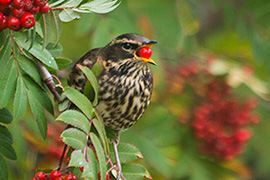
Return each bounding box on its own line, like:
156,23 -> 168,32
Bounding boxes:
98,172 -> 101,180
7,16 -> 20,30
24,0 -> 33,11
0,16 -> 8,29
106,173 -> 110,180
31,177 -> 37,180
55,178 -> 64,180
35,171 -> 46,180
13,0 -> 25,9
64,174 -> 77,180
0,0 -> 11,5
39,3 -> 49,13
33,0 -> 47,7
50,170 -> 61,180
31,6 -> 39,14
12,8 -> 24,17
20,12 -> 35,29
139,47 -> 152,59
0,12 -> 3,23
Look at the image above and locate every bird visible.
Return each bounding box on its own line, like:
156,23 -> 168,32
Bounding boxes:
67,33 -> 157,179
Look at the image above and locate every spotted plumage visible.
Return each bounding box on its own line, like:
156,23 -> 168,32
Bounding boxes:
68,33 -> 157,132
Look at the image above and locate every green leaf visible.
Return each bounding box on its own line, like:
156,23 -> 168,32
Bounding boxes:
92,118 -> 109,155
0,125 -> 13,144
56,110 -> 90,134
0,140 -> 17,160
78,65 -> 99,106
109,143 -> 142,164
69,150 -> 87,167
91,60 -> 103,77
59,9 -> 80,22
0,33 -> 12,67
13,77 -> 28,120
0,108 -> 13,124
46,43 -> 63,57
61,128 -> 87,150
59,0 -> 84,8
26,89 -> 47,139
56,58 -> 72,70
14,32 -> 58,70
90,133 -> 106,180
40,13 -> 52,49
0,58 -> 18,108
50,10 -> 62,43
122,163 -> 151,180
17,54 -> 42,85
64,87 -> 94,119
79,0 -> 120,14
23,76 -> 54,115
82,147 -> 98,180
0,155 -> 8,180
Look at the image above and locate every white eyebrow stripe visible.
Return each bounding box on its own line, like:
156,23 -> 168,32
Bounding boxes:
109,38 -> 143,46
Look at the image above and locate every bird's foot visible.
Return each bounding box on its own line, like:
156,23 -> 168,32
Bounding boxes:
110,165 -> 125,180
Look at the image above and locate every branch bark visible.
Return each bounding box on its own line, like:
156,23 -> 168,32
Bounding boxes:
35,58 -> 61,102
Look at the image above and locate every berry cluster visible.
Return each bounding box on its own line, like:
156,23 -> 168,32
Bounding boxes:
192,80 -> 258,159
0,0 -> 49,31
32,170 -> 77,180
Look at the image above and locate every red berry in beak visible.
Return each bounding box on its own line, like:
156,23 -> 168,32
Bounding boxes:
139,47 -> 152,59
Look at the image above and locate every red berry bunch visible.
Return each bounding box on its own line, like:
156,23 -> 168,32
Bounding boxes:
0,0 -> 49,31
192,79 -> 259,159
31,170 -> 77,180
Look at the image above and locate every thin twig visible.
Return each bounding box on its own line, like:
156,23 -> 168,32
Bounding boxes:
35,58 -> 61,101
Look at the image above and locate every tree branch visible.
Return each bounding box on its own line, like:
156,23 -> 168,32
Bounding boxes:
35,58 -> 61,102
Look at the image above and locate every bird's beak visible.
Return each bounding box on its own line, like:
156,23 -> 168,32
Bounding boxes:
135,40 -> 158,65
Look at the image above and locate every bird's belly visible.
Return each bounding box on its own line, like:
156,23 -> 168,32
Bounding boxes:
96,78 -> 151,131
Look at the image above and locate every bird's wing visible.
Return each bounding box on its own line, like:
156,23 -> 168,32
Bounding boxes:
68,48 -> 102,93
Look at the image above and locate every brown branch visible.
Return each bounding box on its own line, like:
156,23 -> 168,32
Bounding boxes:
35,58 -> 61,102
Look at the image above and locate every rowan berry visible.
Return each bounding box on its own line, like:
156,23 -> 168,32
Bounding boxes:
139,47 -> 152,59
20,12 -> 35,29
64,174 -> 77,180
13,0 -> 25,9
50,170 -> 61,179
39,3 -> 49,13
24,0 -> 33,11
35,171 -> 46,180
12,8 -> 24,17
7,16 -> 20,30
0,0 -> 11,5
0,16 -> 8,29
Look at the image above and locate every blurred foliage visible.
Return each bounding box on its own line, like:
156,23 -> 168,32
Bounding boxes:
3,0 -> 270,179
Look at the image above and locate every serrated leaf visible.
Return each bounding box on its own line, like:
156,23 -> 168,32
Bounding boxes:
13,77 -> 28,120
14,32 -> 58,70
122,163 -> 151,180
0,108 -> 13,124
40,13 -> 52,49
0,155 -> 8,180
46,43 -> 63,57
0,58 -> 18,108
0,33 -> 12,68
56,58 -> 71,70
51,10 -> 62,43
58,98 -> 69,111
0,125 -> 13,144
79,0 -> 120,14
24,76 -> 54,115
56,110 -> 90,134
59,9 -> 80,22
109,143 -> 142,164
92,118 -> 109,155
0,140 -> 17,160
69,150 -> 87,167
90,133 -> 106,180
61,128 -> 87,150
82,147 -> 98,180
17,54 -> 42,85
26,89 -> 47,139
64,87 -> 94,119
78,64 -> 98,106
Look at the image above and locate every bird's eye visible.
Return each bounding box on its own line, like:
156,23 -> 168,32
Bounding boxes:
122,43 -> 132,50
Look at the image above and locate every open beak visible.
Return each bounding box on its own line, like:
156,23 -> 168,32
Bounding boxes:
134,40 -> 158,65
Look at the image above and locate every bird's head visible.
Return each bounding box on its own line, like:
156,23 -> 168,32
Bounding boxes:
103,33 -> 158,66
